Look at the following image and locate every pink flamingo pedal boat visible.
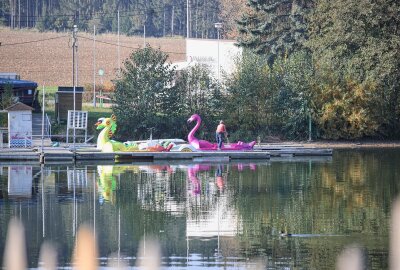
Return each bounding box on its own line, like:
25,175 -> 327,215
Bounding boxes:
187,114 -> 256,151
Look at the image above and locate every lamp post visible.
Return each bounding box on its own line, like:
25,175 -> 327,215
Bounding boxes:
214,22 -> 222,85
98,68 -> 104,108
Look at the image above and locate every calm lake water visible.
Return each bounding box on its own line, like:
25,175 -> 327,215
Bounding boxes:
0,149 -> 399,269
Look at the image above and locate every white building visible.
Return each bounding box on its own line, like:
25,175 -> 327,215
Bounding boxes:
173,38 -> 242,81
6,102 -> 33,148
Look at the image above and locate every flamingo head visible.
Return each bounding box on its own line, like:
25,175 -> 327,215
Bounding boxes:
187,114 -> 200,124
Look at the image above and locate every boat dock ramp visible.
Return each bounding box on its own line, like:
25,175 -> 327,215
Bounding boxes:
0,143 -> 332,164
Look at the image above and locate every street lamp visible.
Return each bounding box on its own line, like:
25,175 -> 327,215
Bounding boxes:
214,22 -> 222,85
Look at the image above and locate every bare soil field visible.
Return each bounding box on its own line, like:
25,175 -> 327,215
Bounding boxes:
0,27 -> 186,86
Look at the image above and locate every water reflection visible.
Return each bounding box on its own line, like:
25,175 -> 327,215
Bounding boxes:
8,166 -> 33,198
0,150 -> 398,269
97,165 -> 118,204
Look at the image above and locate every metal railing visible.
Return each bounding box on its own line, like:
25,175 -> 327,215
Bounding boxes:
45,113 -> 52,139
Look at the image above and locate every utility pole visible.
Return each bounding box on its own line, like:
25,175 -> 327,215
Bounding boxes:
186,0 -> 190,38
72,26 -> 76,90
93,25 -> 96,107
143,21 -> 146,47
163,0 -> 166,37
18,0 -> 20,28
214,23 -> 222,86
171,6 -> 174,36
308,110 -> 312,141
72,25 -> 78,151
26,0 -> 29,28
117,10 -> 120,72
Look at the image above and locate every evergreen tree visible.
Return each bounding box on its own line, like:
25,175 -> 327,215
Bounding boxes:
236,0 -> 313,57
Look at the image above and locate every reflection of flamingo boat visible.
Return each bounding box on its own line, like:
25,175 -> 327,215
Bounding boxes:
187,164 -> 212,195
187,114 -> 256,151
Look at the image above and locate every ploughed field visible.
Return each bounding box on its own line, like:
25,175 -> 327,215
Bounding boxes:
0,27 -> 186,86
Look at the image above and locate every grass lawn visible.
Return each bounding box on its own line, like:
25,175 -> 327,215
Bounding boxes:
44,102 -> 113,142
38,86 -> 58,102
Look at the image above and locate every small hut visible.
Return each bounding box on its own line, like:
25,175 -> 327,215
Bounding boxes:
5,102 -> 33,148
55,86 -> 84,123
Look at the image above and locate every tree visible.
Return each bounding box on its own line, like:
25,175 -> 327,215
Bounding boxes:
174,63 -> 219,116
112,45 -> 177,140
224,50 -> 313,140
219,0 -> 248,39
224,50 -> 271,140
307,0 -> 400,138
171,63 -> 221,140
1,83 -> 16,109
236,0 -> 313,57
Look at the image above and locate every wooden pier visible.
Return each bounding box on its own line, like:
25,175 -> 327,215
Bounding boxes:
0,144 -> 333,164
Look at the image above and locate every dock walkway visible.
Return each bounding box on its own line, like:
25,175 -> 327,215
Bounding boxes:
0,143 -> 333,164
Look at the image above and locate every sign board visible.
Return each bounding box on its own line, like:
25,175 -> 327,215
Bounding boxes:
66,110 -> 88,143
186,39 -> 242,80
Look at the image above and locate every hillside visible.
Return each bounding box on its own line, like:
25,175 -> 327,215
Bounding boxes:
0,28 -> 186,86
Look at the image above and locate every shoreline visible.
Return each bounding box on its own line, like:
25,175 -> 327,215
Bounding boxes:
298,140 -> 400,149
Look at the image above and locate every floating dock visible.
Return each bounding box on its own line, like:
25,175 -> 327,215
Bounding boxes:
0,144 -> 333,164
254,144 -> 333,157
75,150 -> 270,162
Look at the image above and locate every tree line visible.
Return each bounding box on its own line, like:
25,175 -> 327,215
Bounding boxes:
1,0 -> 223,38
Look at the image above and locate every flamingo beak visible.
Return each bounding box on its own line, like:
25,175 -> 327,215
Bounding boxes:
187,117 -> 193,124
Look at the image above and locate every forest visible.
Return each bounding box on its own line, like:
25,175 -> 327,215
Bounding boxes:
0,0 -> 232,39
1,0 -> 400,140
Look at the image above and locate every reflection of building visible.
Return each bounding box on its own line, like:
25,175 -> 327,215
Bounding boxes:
186,196 -> 242,237
8,166 -> 32,198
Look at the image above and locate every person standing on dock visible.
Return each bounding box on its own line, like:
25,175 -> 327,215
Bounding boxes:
216,120 -> 227,150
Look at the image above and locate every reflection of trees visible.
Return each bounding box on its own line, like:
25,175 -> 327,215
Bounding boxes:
230,150 -> 400,268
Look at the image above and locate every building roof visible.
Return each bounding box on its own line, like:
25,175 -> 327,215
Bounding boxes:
57,86 -> 84,92
5,102 -> 34,111
0,78 -> 38,90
